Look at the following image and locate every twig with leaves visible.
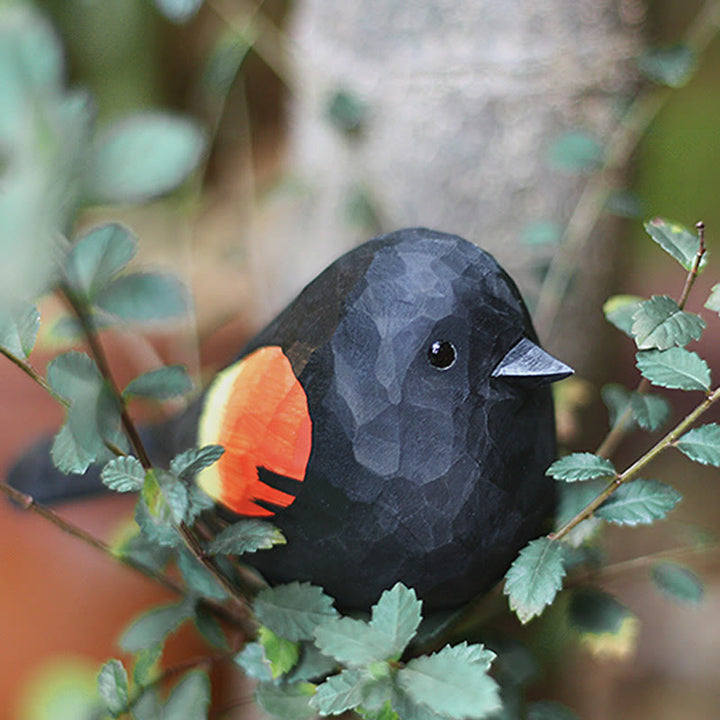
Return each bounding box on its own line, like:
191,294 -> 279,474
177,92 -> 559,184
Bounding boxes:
505,218 -> 720,625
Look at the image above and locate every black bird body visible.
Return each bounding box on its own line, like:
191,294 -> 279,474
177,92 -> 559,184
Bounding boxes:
196,228 -> 571,609
8,228 -> 571,611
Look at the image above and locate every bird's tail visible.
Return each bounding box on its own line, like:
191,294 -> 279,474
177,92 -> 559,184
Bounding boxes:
7,434 -> 105,504
6,401 -> 202,505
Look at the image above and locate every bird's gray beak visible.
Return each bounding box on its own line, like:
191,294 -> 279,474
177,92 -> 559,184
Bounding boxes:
492,337 -> 573,388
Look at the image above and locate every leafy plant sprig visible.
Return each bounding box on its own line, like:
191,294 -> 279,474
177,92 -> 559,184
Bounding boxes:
504,218 -> 719,624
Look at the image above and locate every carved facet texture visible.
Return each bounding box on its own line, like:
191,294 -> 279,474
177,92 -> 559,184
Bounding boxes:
237,228 -> 560,610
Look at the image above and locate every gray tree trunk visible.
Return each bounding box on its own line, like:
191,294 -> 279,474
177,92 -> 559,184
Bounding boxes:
247,0 -> 643,372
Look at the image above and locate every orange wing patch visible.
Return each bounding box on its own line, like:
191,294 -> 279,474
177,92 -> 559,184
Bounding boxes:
197,346 -> 312,517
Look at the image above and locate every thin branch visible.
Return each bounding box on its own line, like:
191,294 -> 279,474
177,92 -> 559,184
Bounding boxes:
677,221 -> 707,310
0,348 -> 69,408
0,480 -> 181,594
60,288 -> 256,626
206,0 -> 298,94
551,385 -> 720,541
123,649 -> 237,717
596,221 -> 707,459
179,520 -> 254,614
595,377 -> 649,459
0,479 -> 254,633
567,541 -> 720,587
61,288 -> 153,468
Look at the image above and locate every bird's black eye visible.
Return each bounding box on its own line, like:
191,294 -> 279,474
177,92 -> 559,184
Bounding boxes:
428,340 -> 456,370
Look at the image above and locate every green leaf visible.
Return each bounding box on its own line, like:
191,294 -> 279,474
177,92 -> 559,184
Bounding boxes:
254,582 -> 338,642
170,444 -> 225,479
575,598 -> 639,660
96,382 -> 127,451
133,645 -> 162,687
312,584 -> 423,667
208,519 -> 286,555
255,681 -> 317,720
163,670 -> 210,720
120,598 -> 194,652
0,2 -> 73,298
312,668 -> 367,715
603,295 -> 644,336
636,347 -> 711,391
650,562 -> 704,605
705,283 -> 720,314
314,617 -> 395,668
48,351 -> 99,401
0,301 -> 40,360
152,0 -> 203,23
185,485 -> 217,524
235,642 -> 274,682
0,5 -> 64,126
97,659 -> 129,716
520,221 -> 562,247
440,641 -> 496,671
601,384 -> 633,428
258,626 -> 301,679
134,493 -> 182,548
596,479 -> 682,526
286,642 -> 338,683
486,637 -> 537,689
547,453 -> 616,482
82,113 -> 207,204
65,224 -> 137,300
48,352 -> 121,470
638,45 -> 696,87
643,218 -> 706,271
176,547 -> 228,601
631,295 -> 705,350
48,313 -> 116,342
101,456 -> 145,493
123,365 -> 193,400
359,677 -> 395,716
527,700 -> 581,720
203,28 -> 253,98
391,690 -> 453,720
326,89 -> 369,134
368,583 -> 423,660
359,700 -> 399,720
194,607 -> 228,649
116,526 -> 174,573
132,689 -> 163,720
51,422 -> 94,475
397,644 -> 501,720
344,184 -> 382,231
547,131 -> 603,173
153,469 -> 189,525
602,384 -> 670,432
629,392 -> 671,431
675,423 -> 720,467
568,588 -> 634,635
504,538 -> 567,624
96,272 -> 191,323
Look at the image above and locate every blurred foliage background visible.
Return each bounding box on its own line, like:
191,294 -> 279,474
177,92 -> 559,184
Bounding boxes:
1,0 -> 720,718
